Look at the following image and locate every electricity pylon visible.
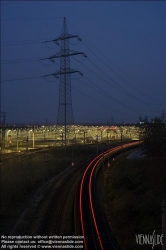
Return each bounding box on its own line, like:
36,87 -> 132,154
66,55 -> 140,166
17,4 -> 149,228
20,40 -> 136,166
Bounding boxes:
43,17 -> 87,146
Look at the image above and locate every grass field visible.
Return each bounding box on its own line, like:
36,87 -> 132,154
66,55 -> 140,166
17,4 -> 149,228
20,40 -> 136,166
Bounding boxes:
103,146 -> 166,250
1,145 -> 92,208
0,143 -> 115,234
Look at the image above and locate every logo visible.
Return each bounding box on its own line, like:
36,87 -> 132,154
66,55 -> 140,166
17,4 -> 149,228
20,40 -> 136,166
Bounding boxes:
135,230 -> 164,249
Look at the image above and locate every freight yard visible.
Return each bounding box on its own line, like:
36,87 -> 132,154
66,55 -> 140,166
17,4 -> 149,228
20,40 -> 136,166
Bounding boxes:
1,124 -> 140,153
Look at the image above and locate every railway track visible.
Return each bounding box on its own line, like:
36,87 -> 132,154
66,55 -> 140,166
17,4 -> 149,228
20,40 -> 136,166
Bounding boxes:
39,158 -> 91,236
79,141 -> 140,250
23,141 -> 140,246
1,147 -> 53,162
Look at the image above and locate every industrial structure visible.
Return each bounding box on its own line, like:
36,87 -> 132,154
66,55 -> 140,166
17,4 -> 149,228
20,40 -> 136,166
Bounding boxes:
42,17 -> 87,146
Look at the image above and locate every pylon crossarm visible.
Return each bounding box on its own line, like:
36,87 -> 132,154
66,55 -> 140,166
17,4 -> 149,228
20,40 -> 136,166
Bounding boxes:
82,52 -> 87,58
43,74 -> 59,79
49,58 -> 55,62
52,69 -> 83,76
68,50 -> 87,57
44,40 -> 59,46
48,50 -> 87,59
39,57 -> 55,62
68,34 -> 82,41
51,34 -> 82,42
50,17 -> 85,146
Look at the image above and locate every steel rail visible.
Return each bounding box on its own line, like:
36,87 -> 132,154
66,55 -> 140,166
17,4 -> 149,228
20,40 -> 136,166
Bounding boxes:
40,158 -> 91,236
80,141 -> 141,250
1,148 -> 50,162
79,154 -> 102,250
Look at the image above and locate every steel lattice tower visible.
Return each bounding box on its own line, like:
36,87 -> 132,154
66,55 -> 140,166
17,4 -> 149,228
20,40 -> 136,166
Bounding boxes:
43,17 -> 86,145
58,18 -> 75,128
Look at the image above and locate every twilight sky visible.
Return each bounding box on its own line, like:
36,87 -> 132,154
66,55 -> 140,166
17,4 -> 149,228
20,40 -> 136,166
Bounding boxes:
1,1 -> 166,125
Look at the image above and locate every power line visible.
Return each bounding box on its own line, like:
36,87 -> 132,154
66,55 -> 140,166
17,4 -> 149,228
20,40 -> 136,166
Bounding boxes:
0,53 -> 161,119
2,20 -> 164,107
2,73 -> 62,82
1,37 -> 57,45
1,40 -> 60,47
1,17 -> 63,21
2,17 -> 164,106
0,72 -> 143,118
80,77 -> 140,115
82,41 -> 165,106
86,57 -> 160,109
0,73 -> 144,121
1,58 -> 43,64
0,57 -> 161,114
67,18 -> 165,105
1,57 -> 60,66
2,38 -> 49,43
80,76 -> 158,115
0,71 -> 160,121
0,60 -> 159,116
2,41 -> 45,46
77,60 -> 161,113
1,17 -> 164,125
1,49 -> 162,112
72,86 -> 137,119
1,75 -> 46,82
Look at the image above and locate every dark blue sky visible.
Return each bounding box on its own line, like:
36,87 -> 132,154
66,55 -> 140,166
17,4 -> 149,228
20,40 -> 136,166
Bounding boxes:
1,1 -> 166,125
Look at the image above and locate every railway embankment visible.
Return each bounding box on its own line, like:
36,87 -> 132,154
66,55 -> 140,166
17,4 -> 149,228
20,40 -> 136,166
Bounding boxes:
0,145 -> 91,235
0,143 -> 109,236
97,144 -> 166,250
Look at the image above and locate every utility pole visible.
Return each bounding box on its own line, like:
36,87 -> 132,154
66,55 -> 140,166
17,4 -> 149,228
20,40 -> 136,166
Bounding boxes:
32,126 -> 35,149
44,133 -> 46,148
42,17 -> 87,147
26,135 -> 28,153
16,129 -> 19,152
121,132 -> 123,153
107,129 -> 109,144
1,112 -> 6,150
100,129 -> 102,143
120,127 -> 123,153
62,132 -> 64,147
84,130 -> 87,146
96,135 -> 99,155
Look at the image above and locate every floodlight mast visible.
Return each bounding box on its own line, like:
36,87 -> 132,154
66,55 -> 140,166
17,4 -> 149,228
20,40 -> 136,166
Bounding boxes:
44,17 -> 86,146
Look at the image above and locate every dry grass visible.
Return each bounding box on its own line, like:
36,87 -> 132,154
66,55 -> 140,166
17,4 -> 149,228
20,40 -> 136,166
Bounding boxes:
0,146 -> 90,234
0,142 -> 128,234
0,144 -> 105,225
1,148 -> 70,215
104,148 -> 166,250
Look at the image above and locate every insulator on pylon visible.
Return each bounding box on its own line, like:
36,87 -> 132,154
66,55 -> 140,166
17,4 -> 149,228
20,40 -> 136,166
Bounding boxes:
43,17 -> 86,146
